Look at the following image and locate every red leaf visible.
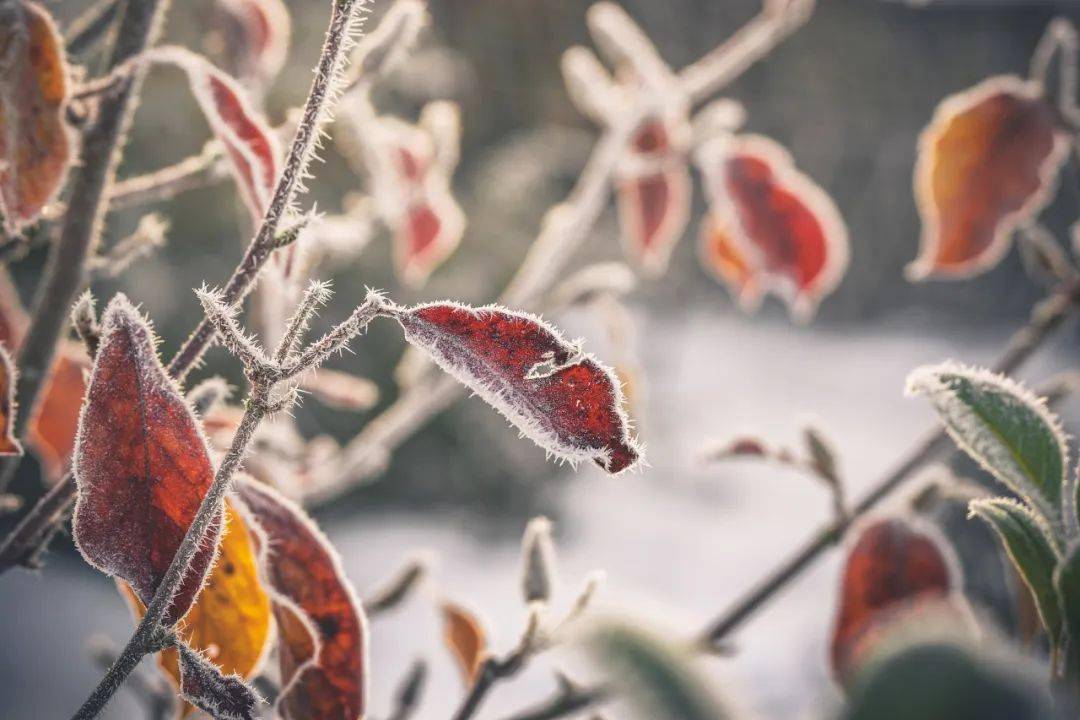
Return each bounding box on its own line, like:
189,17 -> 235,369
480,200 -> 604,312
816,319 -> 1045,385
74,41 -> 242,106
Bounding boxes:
235,478 -> 368,720
155,47 -> 280,223
696,134 -> 849,322
615,119 -> 691,277
214,0 -> 291,85
830,517 -> 957,684
72,295 -> 222,625
394,302 -> 641,473
0,346 -> 23,456
908,76 -> 1068,280
0,1 -> 73,231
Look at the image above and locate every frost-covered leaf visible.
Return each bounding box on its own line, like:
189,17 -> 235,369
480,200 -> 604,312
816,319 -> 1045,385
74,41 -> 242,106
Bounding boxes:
392,302 -> 641,473
907,363 -> 1067,525
695,134 -> 849,322
72,295 -> 221,625
153,47 -> 280,223
214,0 -> 291,85
584,618 -> 730,720
0,346 -> 22,456
441,601 -> 487,685
971,498 -> 1062,646
908,76 -> 1068,280
830,517 -> 957,684
841,639 -> 1054,720
0,1 -> 73,231
615,118 -> 691,277
176,641 -> 262,720
234,477 -> 367,720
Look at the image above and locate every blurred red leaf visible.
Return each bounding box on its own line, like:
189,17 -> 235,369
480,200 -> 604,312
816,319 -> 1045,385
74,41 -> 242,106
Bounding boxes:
441,601 -> 487,686
0,346 -> 22,456
235,478 -> 368,720
0,1 -> 73,231
155,47 -> 280,223
72,295 -> 221,626
908,76 -> 1068,280
697,134 -> 849,322
394,302 -> 641,473
616,118 -> 691,277
215,0 -> 291,85
830,517 -> 956,684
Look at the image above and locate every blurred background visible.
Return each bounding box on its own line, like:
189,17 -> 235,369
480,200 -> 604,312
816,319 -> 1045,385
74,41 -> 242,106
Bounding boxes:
4,0 -> 1080,717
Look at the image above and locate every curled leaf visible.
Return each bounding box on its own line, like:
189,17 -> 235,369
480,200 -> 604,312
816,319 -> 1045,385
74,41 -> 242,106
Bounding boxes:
0,346 -> 22,456
214,0 -> 291,86
176,642 -> 262,720
908,76 -> 1068,280
235,478 -> 368,720
441,601 -> 487,685
0,1 -> 73,231
615,118 -> 691,277
392,302 -> 641,473
830,517 -> 959,684
696,134 -> 849,322
72,295 -> 221,625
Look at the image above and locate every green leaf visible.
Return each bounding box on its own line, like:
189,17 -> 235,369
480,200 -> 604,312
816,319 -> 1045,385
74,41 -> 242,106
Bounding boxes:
908,363 -> 1068,527
840,639 -> 1053,720
584,620 -> 728,720
1055,543 -> 1080,688
970,498 -> 1062,644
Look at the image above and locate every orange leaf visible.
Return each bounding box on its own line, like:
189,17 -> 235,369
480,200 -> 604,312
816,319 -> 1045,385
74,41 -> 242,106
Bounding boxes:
73,295 -> 221,625
235,477 -> 368,720
908,76 -> 1068,280
119,503 -> 271,717
27,341 -> 88,481
0,346 -> 22,456
441,601 -> 487,685
830,517 -> 957,684
0,1 -> 73,231
696,134 -> 849,322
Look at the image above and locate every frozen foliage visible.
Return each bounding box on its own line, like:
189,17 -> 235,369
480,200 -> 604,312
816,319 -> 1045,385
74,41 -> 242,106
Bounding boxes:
176,642 -> 262,720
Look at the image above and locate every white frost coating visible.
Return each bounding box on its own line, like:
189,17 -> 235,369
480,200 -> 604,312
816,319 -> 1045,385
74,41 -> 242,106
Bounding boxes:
351,0 -> 426,78
969,496 -> 1063,557
396,300 -> 642,474
176,641 -> 264,720
907,361 -> 1069,532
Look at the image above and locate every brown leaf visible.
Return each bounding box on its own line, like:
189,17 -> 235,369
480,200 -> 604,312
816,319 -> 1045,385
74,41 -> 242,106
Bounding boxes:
0,1 -> 73,231
27,341 -> 88,481
235,477 -> 368,720
175,642 -> 262,720
73,295 -> 221,625
908,76 -> 1068,280
441,601 -> 487,685
0,345 -> 22,456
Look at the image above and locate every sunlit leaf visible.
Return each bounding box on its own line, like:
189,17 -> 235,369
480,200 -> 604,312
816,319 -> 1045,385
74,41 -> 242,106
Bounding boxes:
392,302 -> 642,473
441,601 -> 487,685
584,618 -> 730,720
0,346 -> 22,456
907,362 -> 1067,525
72,295 -> 221,625
27,342 -> 88,481
175,642 -> 262,720
214,0 -> 291,85
695,134 -> 849,322
615,118 -> 691,277
908,76 -> 1068,280
970,498 -> 1062,648
235,477 -> 368,720
0,1 -> 73,231
830,517 -> 957,684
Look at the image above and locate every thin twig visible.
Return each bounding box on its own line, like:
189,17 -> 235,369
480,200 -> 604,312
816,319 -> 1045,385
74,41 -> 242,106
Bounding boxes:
496,284 -> 1080,720
65,0 -> 122,56
107,146 -> 228,210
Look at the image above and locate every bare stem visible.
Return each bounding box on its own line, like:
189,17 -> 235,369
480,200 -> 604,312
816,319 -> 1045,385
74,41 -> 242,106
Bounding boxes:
495,283 -> 1080,720
107,146 -> 227,210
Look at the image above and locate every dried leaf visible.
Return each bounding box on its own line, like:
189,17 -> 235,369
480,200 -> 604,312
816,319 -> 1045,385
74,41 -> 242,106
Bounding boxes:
830,517 -> 958,684
214,0 -> 291,85
27,341 -> 88,481
0,1 -> 73,231
0,345 -> 22,456
235,478 -> 368,720
441,601 -> 487,685
393,302 -> 641,473
72,295 -> 221,625
154,47 -> 280,222
176,642 -> 261,720
696,134 -> 849,322
908,76 -> 1068,280
615,119 -> 691,277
